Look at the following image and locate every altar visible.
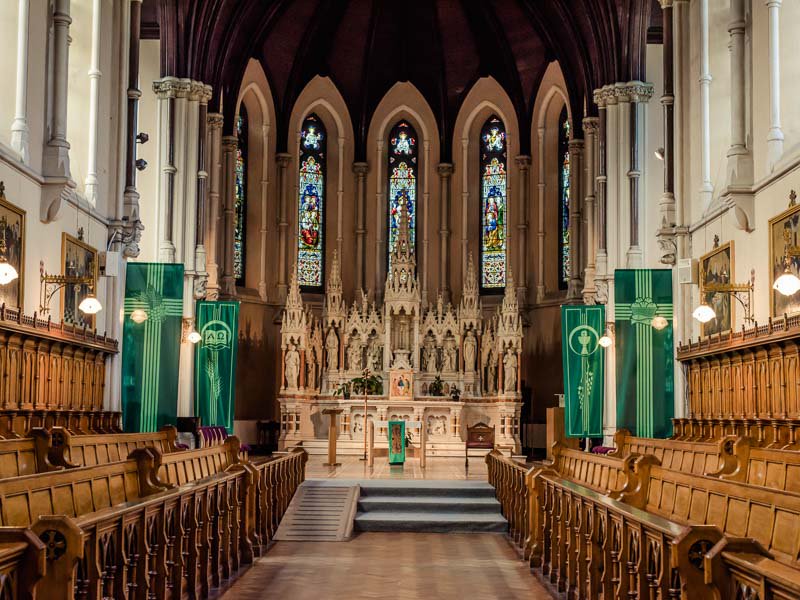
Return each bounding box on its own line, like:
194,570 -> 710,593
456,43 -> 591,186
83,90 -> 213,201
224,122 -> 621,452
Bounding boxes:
278,205 -> 523,457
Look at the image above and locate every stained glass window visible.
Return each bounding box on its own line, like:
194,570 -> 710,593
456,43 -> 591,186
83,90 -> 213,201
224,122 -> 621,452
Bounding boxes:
558,106 -> 571,289
480,115 -> 507,290
234,105 -> 248,286
387,121 -> 418,270
297,114 -> 326,289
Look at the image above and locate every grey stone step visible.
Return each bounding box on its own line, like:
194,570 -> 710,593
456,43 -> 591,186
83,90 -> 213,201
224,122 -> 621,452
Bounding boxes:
354,511 -> 508,533
358,495 -> 502,514
357,480 -> 497,499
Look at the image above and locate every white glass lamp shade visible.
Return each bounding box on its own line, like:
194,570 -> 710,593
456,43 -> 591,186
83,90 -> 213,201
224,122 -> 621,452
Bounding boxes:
187,330 -> 202,344
651,316 -> 669,331
692,302 -> 716,324
0,261 -> 18,285
78,294 -> 102,315
598,333 -> 613,348
773,271 -> 800,297
130,308 -> 148,324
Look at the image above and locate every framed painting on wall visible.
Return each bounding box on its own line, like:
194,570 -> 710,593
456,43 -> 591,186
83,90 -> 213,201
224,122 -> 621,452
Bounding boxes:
770,200 -> 800,318
61,233 -> 98,329
700,241 -> 733,337
0,187 -> 25,310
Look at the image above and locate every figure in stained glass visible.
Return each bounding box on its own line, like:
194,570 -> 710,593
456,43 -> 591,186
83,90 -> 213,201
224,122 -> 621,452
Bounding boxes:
234,106 -> 248,285
297,114 -> 326,288
387,122 -> 418,270
479,116 -> 507,289
558,106 -> 571,288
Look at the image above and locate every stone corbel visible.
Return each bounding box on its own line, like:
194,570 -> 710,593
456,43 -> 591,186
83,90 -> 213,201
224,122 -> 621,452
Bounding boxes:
40,177 -> 77,223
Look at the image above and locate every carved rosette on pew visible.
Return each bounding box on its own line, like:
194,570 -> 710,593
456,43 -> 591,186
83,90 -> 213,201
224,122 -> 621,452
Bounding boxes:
278,203 -> 523,457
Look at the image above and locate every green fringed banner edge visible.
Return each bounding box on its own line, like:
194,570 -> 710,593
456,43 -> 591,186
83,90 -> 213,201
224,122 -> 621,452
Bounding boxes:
388,420 -> 406,465
561,304 -> 605,438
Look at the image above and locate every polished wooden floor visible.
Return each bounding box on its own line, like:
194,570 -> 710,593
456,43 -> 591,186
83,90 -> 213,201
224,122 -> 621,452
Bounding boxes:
218,532 -> 555,599
304,455 -> 489,480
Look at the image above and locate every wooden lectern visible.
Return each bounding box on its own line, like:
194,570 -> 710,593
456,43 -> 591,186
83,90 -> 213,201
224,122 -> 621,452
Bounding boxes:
322,408 -> 343,466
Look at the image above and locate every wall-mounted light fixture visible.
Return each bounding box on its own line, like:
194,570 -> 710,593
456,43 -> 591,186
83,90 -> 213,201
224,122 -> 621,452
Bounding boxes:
39,260 -> 102,317
598,324 -> 614,348
130,308 -> 148,324
693,266 -> 754,324
654,147 -> 665,161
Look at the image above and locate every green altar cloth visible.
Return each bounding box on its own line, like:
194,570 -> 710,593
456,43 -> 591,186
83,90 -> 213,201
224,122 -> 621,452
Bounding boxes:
388,420 -> 406,465
561,304 -> 605,438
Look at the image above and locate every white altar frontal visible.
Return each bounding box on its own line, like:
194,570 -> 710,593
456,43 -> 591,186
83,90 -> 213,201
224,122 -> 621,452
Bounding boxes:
278,205 -> 523,458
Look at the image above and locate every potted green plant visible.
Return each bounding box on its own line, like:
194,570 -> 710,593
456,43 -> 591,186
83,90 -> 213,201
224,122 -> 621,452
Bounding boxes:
333,382 -> 351,399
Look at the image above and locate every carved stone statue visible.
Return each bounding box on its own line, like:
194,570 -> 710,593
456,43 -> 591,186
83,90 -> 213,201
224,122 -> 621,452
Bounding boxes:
503,347 -> 518,393
442,337 -> 457,372
325,328 -> 339,371
347,336 -> 363,371
306,349 -> 317,390
463,330 -> 477,373
285,343 -> 300,390
367,338 -> 383,372
486,351 -> 497,394
423,336 -> 437,374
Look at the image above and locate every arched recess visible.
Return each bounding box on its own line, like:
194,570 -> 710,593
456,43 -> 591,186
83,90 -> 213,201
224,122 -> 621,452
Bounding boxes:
287,76 -> 355,295
531,61 -> 572,302
452,77 -> 521,301
366,82 -> 440,301
233,59 -> 277,300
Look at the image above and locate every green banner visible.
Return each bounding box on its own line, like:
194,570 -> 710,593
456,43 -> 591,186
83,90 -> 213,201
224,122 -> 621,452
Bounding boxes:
121,263 -> 184,432
195,300 -> 239,434
388,421 -> 406,465
561,305 -> 605,438
615,269 -> 674,438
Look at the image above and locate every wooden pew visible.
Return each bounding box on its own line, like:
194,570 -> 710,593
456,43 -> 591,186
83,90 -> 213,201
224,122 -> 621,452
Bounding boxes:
0,441 -> 307,599
717,438 -> 800,493
608,428 -> 738,477
0,529 -> 46,599
551,441 -> 629,493
48,425 -> 182,468
533,450 -> 800,598
0,409 -> 123,439
0,431 -> 58,478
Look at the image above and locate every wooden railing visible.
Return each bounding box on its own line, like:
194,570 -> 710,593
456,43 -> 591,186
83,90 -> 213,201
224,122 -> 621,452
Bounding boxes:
486,449 -> 531,550
0,409 -> 122,439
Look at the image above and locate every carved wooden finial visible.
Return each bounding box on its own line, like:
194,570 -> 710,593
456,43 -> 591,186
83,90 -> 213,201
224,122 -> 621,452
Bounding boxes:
790,189 -> 797,207
713,234 -> 720,248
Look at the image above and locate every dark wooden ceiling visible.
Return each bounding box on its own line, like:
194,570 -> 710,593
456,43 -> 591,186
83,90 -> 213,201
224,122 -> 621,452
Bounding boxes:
144,0 -> 658,160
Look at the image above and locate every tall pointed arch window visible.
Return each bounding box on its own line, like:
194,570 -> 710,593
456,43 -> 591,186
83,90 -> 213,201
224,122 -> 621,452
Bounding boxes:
234,105 -> 248,286
480,115 -> 508,290
297,114 -> 326,289
558,106 -> 571,289
387,121 -> 418,270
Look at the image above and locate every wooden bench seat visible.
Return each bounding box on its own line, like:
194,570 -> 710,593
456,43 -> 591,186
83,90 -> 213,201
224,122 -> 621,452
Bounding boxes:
609,428 -> 738,476
718,439 -> 800,493
551,441 -> 628,493
48,425 -> 182,468
0,409 -> 122,439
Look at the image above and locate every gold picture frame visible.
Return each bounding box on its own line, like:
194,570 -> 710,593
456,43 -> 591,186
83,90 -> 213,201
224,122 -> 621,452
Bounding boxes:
700,240 -> 734,337
0,187 -> 25,310
61,233 -> 98,329
769,201 -> 800,318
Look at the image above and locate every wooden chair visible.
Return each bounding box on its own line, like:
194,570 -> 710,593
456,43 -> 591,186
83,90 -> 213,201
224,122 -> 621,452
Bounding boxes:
465,422 -> 495,467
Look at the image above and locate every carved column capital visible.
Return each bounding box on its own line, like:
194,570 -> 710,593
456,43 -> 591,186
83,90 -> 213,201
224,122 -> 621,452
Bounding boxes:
152,76 -> 192,99
207,113 -> 224,130
437,163 -> 454,177
276,152 -> 292,168
582,117 -> 599,135
352,161 -> 370,175
514,155 -> 531,169
221,135 -> 238,152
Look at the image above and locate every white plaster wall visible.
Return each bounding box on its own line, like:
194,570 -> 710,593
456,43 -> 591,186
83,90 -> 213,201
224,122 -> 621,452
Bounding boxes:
645,43 -> 666,269
0,2 -> 19,150
135,39 -> 161,263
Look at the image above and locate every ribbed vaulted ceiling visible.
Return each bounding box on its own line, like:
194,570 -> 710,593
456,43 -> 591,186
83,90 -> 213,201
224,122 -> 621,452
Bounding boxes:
144,0 -> 659,159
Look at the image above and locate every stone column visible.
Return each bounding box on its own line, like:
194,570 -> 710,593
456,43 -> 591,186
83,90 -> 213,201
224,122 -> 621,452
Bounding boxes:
725,0 -> 753,186
699,0 -> 713,205
220,135 -> 239,297
657,0 -> 679,265
515,156 -> 531,300
582,118 -> 598,302
438,163 -> 453,302
118,0 -> 144,258
460,138 -> 470,282
44,0 -> 72,176
10,0 -> 30,162
375,141 -> 386,297
194,87 -> 212,298
205,113 -> 224,299
258,124 -> 271,301
153,78 -> 188,263
353,161 -> 369,292
766,0 -> 784,170
567,138 -> 584,300
275,152 -> 292,300
536,127 -> 546,303
84,0 -> 102,205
